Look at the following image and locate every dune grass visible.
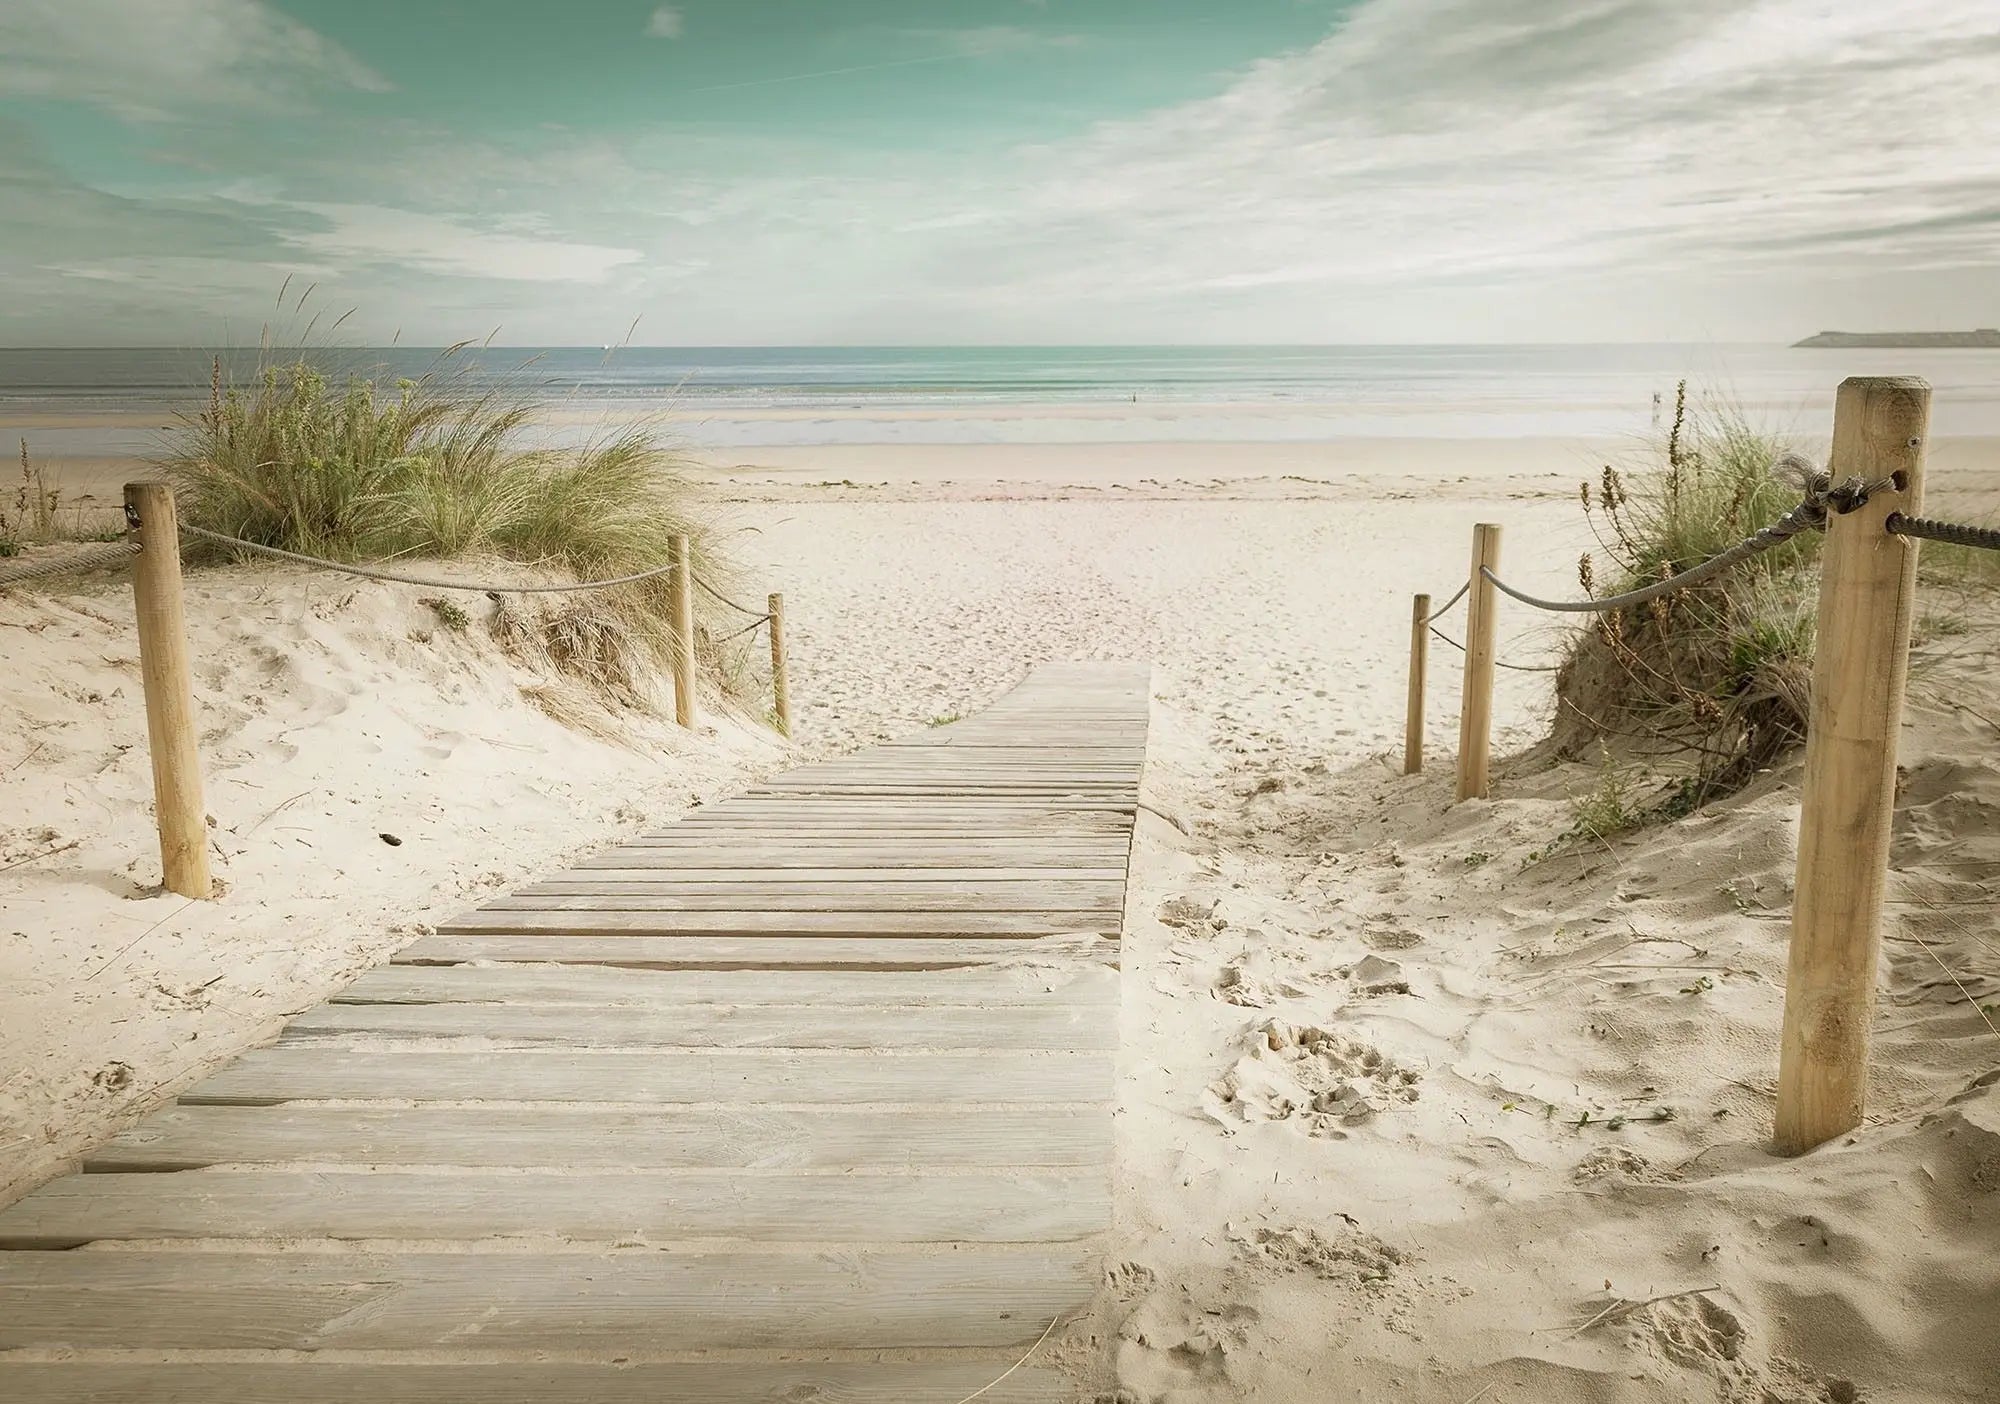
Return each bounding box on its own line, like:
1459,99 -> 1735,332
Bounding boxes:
2,439 -> 124,556
1550,385 -> 1818,807
158,350 -> 739,713
1550,382 -> 1996,825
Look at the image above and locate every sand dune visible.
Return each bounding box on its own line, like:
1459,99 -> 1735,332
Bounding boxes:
4,442 -> 1996,1400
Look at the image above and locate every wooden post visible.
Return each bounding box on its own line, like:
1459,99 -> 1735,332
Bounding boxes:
668,534 -> 698,730
1774,376 -> 1929,1155
767,591 -> 792,736
1404,593 -> 1429,774
125,482 -> 214,899
1455,523 -> 1502,801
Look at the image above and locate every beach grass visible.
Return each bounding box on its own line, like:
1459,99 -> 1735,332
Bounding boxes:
1550,382 -> 1996,816
1549,386 -> 1821,805
159,350 -> 736,710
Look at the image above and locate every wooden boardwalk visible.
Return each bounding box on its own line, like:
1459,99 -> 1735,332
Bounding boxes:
0,662 -> 1150,1403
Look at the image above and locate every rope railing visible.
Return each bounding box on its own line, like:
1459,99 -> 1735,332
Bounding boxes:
1886,513 -> 2000,552
9,484 -> 797,909
715,611 -> 774,645
1400,377 -> 1989,1158
180,524 -> 683,594
1478,493 -> 1831,615
691,571 -> 769,618
1422,579 -> 1470,623
1427,625 -> 1562,673
0,540 -> 138,588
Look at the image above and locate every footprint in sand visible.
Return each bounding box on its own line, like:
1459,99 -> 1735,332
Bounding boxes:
1647,1292 -> 1744,1369
1207,1019 -> 1422,1133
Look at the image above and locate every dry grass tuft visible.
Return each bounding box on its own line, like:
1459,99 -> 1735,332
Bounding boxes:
1549,381 -> 1997,816
159,349 -> 745,713
1550,384 -> 1817,801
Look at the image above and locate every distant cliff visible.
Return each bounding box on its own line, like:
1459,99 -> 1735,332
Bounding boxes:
1793,328 -> 2000,348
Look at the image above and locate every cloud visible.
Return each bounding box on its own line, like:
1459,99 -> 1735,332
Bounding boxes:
912,0 -> 2000,335
645,6 -> 684,39
275,202 -> 643,284
7,0 -> 2000,343
0,0 -> 389,119
909,25 -> 1088,57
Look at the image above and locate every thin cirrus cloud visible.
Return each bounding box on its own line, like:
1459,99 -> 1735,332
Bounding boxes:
0,0 -> 389,118
4,0 -> 1999,343
645,6 -> 684,40
927,0 -> 2000,318
275,202 -> 644,285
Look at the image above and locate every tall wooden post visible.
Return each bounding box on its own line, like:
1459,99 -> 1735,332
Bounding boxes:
767,591 -> 792,737
125,482 -> 214,899
1774,376 -> 1929,1154
1455,524 -> 1502,801
668,534 -> 698,730
1404,593 -> 1429,774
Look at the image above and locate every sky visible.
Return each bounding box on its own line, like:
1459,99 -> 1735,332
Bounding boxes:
1,0 -> 1997,346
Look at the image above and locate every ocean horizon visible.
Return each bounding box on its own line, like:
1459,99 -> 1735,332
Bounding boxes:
9,343 -> 2000,450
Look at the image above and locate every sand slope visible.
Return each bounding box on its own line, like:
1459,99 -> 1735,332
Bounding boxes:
724,481 -> 1998,1404
0,565 -> 782,1204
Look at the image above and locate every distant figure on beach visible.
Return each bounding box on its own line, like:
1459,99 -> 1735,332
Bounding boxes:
1652,390 -> 1662,427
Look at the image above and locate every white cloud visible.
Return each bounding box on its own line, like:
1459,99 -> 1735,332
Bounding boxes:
278,203 -> 643,284
913,0 -> 2000,337
7,0 -> 2000,343
645,6 -> 684,39
0,0 -> 389,119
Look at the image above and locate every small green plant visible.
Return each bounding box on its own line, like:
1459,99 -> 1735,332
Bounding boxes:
1565,745 -> 1643,845
1681,975 -> 1715,995
927,711 -> 963,727
1463,851 -> 1492,867
420,596 -> 471,632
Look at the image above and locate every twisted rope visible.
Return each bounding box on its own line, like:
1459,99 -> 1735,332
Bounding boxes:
180,525 -> 681,594
1422,580 -> 1471,623
0,540 -> 138,587
1479,455 -> 1925,616
1428,626 -> 1563,673
1483,491 -> 1833,616
692,571 -> 768,617
1886,514 -> 2000,552
716,612 -> 773,644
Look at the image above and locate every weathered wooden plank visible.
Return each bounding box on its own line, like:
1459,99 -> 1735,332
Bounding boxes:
647,825 -> 1130,838
504,880 -> 1125,909
485,889 -> 1124,914
664,807 -> 1132,821
0,1362 -> 1072,1404
0,1169 -> 1109,1248
86,1104 -> 1113,1171
338,962 -> 1119,1006
436,909 -> 1117,937
179,1047 -> 1113,1105
281,1001 -> 1116,1051
393,934 -> 1120,970
597,843 -> 1127,862
0,1248 -> 1092,1350
547,866 -> 1131,882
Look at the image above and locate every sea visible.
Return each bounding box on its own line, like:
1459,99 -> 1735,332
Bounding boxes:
7,345 -> 2000,455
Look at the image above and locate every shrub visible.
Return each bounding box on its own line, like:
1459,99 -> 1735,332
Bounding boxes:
1549,385 -> 1818,800
159,349 -> 740,711
1549,381 -> 1993,809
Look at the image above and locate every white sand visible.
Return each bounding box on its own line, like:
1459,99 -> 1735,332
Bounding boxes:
726,458 -> 1999,1402
0,568 -> 785,1203
5,432 -> 1998,1401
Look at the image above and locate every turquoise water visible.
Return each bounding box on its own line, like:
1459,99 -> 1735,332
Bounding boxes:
8,344 -> 2000,449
